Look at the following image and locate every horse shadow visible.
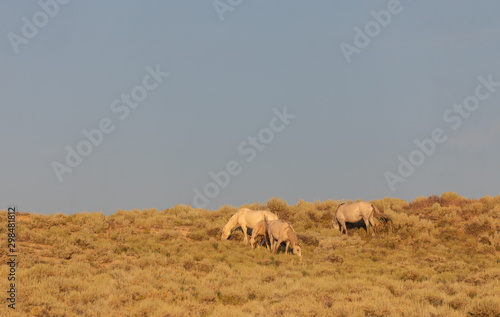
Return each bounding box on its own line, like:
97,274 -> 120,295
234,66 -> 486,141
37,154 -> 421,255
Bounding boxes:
336,219 -> 370,235
273,242 -> 294,254
336,219 -> 391,236
227,227 -> 251,240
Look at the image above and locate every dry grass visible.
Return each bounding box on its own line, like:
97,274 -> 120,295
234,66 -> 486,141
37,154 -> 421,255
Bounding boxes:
1,193 -> 499,316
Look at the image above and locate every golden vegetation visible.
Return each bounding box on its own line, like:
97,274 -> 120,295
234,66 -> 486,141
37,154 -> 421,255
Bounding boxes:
1,192 -> 500,316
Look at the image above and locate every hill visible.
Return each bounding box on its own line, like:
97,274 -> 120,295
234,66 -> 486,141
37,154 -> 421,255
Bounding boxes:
1,192 -> 499,316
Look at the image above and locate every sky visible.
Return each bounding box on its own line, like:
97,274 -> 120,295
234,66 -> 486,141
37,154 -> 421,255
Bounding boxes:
1,1 -> 500,215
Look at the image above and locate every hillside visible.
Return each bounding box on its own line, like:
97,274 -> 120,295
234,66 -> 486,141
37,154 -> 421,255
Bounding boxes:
1,192 -> 500,316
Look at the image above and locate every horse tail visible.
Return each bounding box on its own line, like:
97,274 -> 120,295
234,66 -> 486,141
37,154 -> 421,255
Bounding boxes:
332,203 -> 344,225
334,203 -> 345,216
372,204 -> 392,223
336,203 -> 346,212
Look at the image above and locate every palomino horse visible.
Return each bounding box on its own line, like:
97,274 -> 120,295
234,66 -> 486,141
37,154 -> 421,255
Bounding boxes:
221,208 -> 278,244
249,218 -> 270,249
267,219 -> 302,257
333,201 -> 392,236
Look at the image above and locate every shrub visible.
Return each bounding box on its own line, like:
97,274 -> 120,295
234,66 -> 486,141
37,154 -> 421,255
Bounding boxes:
206,227 -> 221,239
187,231 -> 205,241
314,199 -> 336,211
390,212 -> 434,239
240,202 -> 268,210
267,196 -> 287,213
466,215 -> 493,235
297,231 -> 320,247
217,285 -> 248,305
448,295 -> 469,310
399,270 -> 424,282
467,298 -> 500,317
326,253 -> 344,264
307,209 -> 322,222
467,202 -> 487,215
72,235 -> 92,250
69,212 -> 109,233
492,231 -> 500,251
267,197 -> 289,220
440,191 -> 462,204
379,197 -> 409,211
408,195 -> 440,210
425,293 -> 444,307
362,303 -> 392,317
216,205 -> 238,218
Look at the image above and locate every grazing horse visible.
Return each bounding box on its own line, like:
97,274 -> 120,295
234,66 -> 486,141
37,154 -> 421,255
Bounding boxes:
333,202 -> 392,236
221,208 -> 278,244
267,219 -> 302,257
249,217 -> 270,249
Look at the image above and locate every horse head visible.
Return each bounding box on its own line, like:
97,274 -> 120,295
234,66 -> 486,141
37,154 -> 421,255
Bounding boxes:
293,245 -> 302,257
221,224 -> 231,240
332,217 -> 339,229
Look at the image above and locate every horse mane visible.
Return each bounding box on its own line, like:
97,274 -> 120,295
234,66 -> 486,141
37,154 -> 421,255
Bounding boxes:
222,211 -> 240,233
285,223 -> 299,245
371,204 -> 393,223
228,212 -> 239,226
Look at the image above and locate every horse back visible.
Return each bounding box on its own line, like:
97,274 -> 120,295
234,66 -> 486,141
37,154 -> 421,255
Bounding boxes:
242,209 -> 278,228
268,220 -> 292,240
337,202 -> 373,222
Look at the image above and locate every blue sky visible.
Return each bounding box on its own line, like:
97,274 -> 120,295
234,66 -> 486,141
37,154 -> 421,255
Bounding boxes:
2,1 -> 500,215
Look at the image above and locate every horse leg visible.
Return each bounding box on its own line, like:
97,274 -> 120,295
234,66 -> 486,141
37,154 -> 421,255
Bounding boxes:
258,236 -> 264,248
242,225 -> 248,244
268,229 -> 275,252
369,218 -> 377,235
272,239 -> 279,254
274,239 -> 281,254
363,217 -> 373,236
276,239 -> 284,254
339,220 -> 347,235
